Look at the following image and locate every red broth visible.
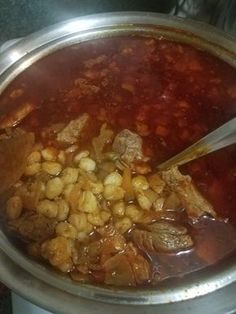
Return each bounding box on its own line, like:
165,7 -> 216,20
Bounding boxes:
0,36 -> 236,282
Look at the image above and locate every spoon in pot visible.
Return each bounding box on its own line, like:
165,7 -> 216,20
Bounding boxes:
157,117 -> 236,170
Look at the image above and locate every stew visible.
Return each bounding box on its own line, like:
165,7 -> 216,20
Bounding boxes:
0,36 -> 235,287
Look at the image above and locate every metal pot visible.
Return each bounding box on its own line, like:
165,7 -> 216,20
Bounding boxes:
0,11 -> 235,311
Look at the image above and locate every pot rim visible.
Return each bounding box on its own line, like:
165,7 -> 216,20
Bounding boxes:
0,11 -> 235,305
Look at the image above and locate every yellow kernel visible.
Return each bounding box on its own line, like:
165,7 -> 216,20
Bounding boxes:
74,150 -> 89,163
87,213 -> 104,226
68,213 -> 87,231
45,177 -> 64,199
62,183 -> 75,201
125,204 -> 142,222
104,172 -> 123,186
24,162 -> 41,176
79,157 -> 96,171
77,231 -> 89,242
56,199 -> 70,221
103,184 -> 125,201
61,167 -> 79,184
90,182 -> 104,195
57,150 -> 66,164
6,196 -> 23,220
148,173 -> 165,194
114,217 -> 132,234
112,201 -> 125,217
100,211 -> 111,223
27,151 -> 41,164
41,147 -> 58,161
153,198 -> 165,211
78,191 -> 97,213
42,161 -> 62,176
55,222 -> 77,239
37,199 -> 58,218
132,175 -> 149,191
137,193 -> 152,210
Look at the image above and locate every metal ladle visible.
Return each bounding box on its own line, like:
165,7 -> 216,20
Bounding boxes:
157,117 -> 236,170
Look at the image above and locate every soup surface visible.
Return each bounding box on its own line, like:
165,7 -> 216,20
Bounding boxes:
0,36 -> 235,287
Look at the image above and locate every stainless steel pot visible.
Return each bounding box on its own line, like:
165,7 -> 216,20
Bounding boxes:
0,12 -> 235,309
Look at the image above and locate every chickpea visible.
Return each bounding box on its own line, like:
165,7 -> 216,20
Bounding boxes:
37,200 -> 58,218
104,172 -> 123,186
45,177 -> 64,199
87,213 -> 104,226
57,199 -> 70,221
115,217 -> 132,234
74,150 -> 89,163
27,151 -> 41,164
68,213 -> 88,232
61,167 -> 79,184
137,193 -> 152,210
41,147 -> 58,161
125,204 -> 143,222
103,184 -> 125,201
56,222 -> 77,239
78,191 -> 97,213
112,201 -> 125,217
79,157 -> 96,172
42,161 -> 62,176
24,162 -> 41,176
6,196 -> 23,220
132,175 -> 149,191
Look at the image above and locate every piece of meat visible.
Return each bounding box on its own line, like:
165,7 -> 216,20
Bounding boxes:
0,102 -> 35,129
112,129 -> 144,163
8,211 -> 56,242
56,113 -> 89,144
0,131 -> 35,194
161,167 -> 216,218
131,221 -> 193,253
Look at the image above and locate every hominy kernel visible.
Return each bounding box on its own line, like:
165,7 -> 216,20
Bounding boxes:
125,204 -> 143,222
114,217 -> 132,234
104,172 -> 123,186
74,150 -> 89,163
103,184 -> 125,201
57,150 -> 66,164
6,196 -> 23,220
62,183 -> 75,200
42,161 -> 62,176
56,222 -> 77,239
89,182 -> 104,195
27,151 -> 41,164
100,211 -> 111,223
68,213 -> 87,232
79,157 -> 96,172
153,198 -> 165,211
137,193 -> 152,210
112,201 -> 125,217
61,167 -> 79,184
77,232 -> 89,242
132,175 -> 149,191
57,199 -> 70,221
45,177 -> 64,199
41,147 -> 58,161
37,199 -> 58,218
148,173 -> 165,194
24,162 -> 41,176
87,213 -> 104,226
78,191 -> 97,213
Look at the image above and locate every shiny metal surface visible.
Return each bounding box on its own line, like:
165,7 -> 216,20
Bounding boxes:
0,12 -> 236,307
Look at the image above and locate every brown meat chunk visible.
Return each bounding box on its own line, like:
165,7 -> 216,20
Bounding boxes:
0,131 -> 35,194
56,113 -> 89,144
112,129 -> 144,163
0,102 -> 35,129
161,167 -> 216,218
8,211 -> 56,242
131,221 -> 193,253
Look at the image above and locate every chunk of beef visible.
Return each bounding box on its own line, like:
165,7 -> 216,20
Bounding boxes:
131,221 -> 193,253
161,167 -> 216,218
56,113 -> 89,144
0,102 -> 35,129
112,129 -> 144,163
0,131 -> 35,194
8,211 -> 56,242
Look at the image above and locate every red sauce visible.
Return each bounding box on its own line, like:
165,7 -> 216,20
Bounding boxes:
0,36 -> 236,281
